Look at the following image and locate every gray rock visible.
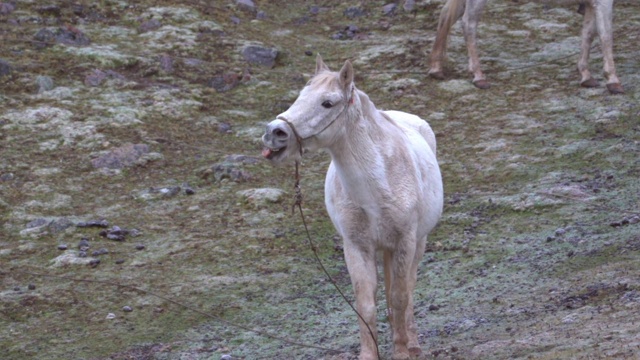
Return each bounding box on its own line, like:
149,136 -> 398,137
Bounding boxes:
236,0 -> 256,13
91,144 -> 150,169
48,218 -> 74,233
403,0 -> 416,12
209,73 -> 241,92
138,18 -> 162,33
36,75 -> 55,93
0,59 -> 11,77
237,188 -> 286,208
33,27 -> 91,48
242,45 -> 278,68
344,7 -> 366,19
0,2 -> 16,15
382,3 -> 397,16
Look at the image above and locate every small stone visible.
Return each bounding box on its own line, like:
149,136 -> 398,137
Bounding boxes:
78,251 -> 87,258
89,258 -> 101,268
382,3 -> 397,16
107,233 -> 125,241
554,228 -> 566,236
91,144 -> 150,170
567,251 -> 575,257
77,220 -> 109,228
27,218 -> 49,229
13,286 -> 20,291
28,284 -> 36,290
0,2 -> 16,15
209,73 -> 240,93
546,236 -> 555,242
0,58 -> 12,77
220,355 -> 233,360
122,306 -> 133,312
128,229 -> 142,237
629,216 -> 640,224
48,218 -> 74,234
36,76 -> 55,93
78,238 -> 90,250
115,259 -> 125,264
304,50 -> 313,56
138,18 -> 162,33
158,54 -> 173,73
403,0 -> 416,12
135,244 -> 145,250
217,122 -> 232,134
236,0 -> 256,13
185,187 -> 195,195
58,244 -> 68,251
428,304 -> 439,311
106,313 -> 116,320
91,249 -> 107,256
344,7 -> 366,19
0,173 -> 14,181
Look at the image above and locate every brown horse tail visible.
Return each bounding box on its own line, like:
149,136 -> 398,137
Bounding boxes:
431,0 -> 465,63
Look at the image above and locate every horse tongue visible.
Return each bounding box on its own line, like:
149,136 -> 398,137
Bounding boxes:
262,148 -> 273,158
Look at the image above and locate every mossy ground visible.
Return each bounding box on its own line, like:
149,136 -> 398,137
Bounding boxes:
1,1 -> 639,359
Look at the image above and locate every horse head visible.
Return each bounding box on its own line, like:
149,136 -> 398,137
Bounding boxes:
262,55 -> 355,164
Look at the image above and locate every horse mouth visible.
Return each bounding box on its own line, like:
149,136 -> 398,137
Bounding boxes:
262,146 -> 286,160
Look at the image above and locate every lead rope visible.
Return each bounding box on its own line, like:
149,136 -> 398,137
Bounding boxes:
292,161 -> 381,360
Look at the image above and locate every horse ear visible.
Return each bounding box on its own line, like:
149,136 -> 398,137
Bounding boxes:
315,54 -> 330,74
339,60 -> 354,89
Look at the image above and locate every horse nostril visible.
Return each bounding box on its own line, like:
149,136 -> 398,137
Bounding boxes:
273,128 -> 288,138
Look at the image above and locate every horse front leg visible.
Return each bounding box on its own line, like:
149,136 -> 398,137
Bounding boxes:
344,244 -> 379,360
594,0 -> 624,94
387,242 -> 419,360
461,0 -> 489,89
578,3 -> 598,89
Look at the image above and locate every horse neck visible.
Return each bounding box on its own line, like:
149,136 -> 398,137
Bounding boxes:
327,91 -> 402,197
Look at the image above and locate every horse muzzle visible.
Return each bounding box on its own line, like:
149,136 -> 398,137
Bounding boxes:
262,119 -> 292,161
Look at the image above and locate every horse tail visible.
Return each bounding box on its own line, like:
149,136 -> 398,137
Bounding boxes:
431,0 -> 466,63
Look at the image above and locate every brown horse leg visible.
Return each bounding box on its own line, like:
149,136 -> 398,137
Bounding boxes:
578,3 -> 598,88
461,0 -> 490,88
594,1 -> 624,94
429,0 -> 466,80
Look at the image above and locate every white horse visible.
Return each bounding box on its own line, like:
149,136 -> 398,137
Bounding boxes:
429,0 -> 624,94
262,55 -> 443,360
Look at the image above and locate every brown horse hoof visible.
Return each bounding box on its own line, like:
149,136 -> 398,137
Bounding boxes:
428,70 -> 445,80
409,346 -> 423,357
473,79 -> 490,89
580,78 -> 599,88
606,83 -> 625,94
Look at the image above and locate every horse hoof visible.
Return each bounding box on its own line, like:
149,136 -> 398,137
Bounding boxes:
409,346 -> 423,357
606,83 -> 625,94
428,70 -> 445,80
473,79 -> 490,89
580,78 -> 599,88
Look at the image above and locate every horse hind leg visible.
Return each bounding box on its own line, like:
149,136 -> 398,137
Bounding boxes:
578,3 -> 599,89
593,1 -> 624,94
461,0 -> 490,89
429,0 -> 466,80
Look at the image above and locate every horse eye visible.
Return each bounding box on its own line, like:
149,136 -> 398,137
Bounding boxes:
321,100 -> 333,109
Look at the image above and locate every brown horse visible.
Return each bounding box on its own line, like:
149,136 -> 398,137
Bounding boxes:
429,0 -> 624,94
